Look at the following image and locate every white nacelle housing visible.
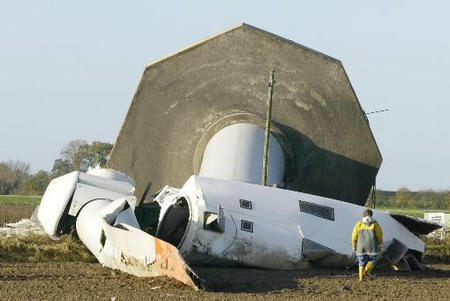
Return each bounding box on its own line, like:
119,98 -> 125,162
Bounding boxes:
37,169 -> 135,238
154,176 -> 425,269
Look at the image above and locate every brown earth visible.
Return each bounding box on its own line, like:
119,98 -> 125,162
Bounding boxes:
1,262 -> 449,300
0,205 -> 35,225
2,206 -> 449,299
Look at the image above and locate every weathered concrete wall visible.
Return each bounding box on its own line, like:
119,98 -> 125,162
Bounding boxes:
107,23 -> 382,206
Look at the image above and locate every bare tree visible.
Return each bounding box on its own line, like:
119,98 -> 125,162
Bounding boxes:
0,163 -> 16,194
6,160 -> 30,185
60,139 -> 89,170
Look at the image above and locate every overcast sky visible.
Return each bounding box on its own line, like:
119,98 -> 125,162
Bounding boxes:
1,1 -> 449,191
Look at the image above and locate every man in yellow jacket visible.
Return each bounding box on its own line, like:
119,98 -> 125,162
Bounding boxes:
352,209 -> 383,282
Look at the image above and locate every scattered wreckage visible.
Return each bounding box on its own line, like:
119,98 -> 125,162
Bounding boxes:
33,24 -> 442,288
35,168 -> 441,288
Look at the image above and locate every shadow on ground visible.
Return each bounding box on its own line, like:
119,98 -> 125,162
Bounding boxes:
193,265 -> 450,293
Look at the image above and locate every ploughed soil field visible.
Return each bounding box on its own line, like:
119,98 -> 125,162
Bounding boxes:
1,262 -> 449,300
2,203 -> 449,300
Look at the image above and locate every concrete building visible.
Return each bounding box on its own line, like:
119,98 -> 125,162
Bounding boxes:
107,23 -> 382,206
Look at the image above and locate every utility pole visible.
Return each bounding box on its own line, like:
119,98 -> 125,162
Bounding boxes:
262,70 -> 275,186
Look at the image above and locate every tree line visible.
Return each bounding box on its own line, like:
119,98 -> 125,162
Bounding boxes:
0,140 -> 113,195
373,188 -> 450,210
2,141 -> 449,211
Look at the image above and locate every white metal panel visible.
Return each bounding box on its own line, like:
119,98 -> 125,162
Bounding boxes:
295,192 -> 425,255
76,198 -> 197,287
79,172 -> 135,195
199,123 -> 285,186
177,176 -> 425,265
424,212 -> 449,228
68,184 -> 129,216
86,167 -> 136,186
76,199 -> 111,260
173,177 -> 304,268
36,171 -> 79,237
224,210 -> 303,268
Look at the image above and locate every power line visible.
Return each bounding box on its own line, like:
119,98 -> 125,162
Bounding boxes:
365,109 -> 389,115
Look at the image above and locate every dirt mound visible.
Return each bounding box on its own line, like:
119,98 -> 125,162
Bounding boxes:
0,234 -> 95,263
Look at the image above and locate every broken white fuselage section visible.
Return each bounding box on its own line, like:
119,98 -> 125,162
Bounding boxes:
155,176 -> 424,269
36,169 -> 198,287
36,168 -> 435,288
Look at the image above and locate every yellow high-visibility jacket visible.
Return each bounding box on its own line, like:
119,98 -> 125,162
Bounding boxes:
352,219 -> 383,256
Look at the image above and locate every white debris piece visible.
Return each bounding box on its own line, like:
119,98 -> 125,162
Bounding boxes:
0,219 -> 45,237
424,212 -> 449,239
35,168 -> 198,288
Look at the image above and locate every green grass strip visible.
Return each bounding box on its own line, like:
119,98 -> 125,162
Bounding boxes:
0,195 -> 42,206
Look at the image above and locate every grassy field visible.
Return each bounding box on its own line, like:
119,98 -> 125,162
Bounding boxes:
0,234 -> 95,262
378,207 -> 426,217
423,235 -> 450,263
377,207 -> 450,218
0,195 -> 41,225
0,195 -> 41,206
